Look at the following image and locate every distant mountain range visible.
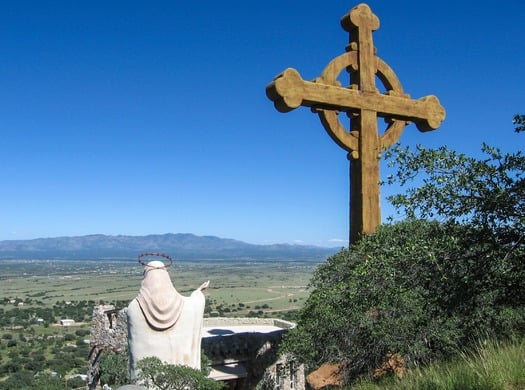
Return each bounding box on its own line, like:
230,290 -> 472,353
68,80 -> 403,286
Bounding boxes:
0,233 -> 340,261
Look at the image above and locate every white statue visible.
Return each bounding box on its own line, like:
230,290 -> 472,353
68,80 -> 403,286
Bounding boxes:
127,253 -> 209,381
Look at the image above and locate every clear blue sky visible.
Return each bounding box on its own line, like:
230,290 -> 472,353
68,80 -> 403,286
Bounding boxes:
1,1 -> 523,246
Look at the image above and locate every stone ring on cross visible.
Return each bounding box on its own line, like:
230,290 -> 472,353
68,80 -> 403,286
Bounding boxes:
138,252 -> 173,268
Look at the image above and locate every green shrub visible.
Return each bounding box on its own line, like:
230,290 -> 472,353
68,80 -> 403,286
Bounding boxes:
99,350 -> 130,387
136,356 -> 223,390
99,349 -> 215,388
281,220 -> 524,384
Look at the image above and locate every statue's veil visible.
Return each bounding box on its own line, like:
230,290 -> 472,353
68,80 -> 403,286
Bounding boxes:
136,261 -> 184,330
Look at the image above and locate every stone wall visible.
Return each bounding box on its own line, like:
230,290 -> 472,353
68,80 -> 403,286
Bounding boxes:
203,317 -> 295,329
259,354 -> 306,390
87,305 -> 128,389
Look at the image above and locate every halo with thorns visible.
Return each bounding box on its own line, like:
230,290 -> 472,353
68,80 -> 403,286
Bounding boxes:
137,252 -> 173,268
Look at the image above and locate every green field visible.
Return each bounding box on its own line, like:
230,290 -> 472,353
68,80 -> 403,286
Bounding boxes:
0,258 -> 319,316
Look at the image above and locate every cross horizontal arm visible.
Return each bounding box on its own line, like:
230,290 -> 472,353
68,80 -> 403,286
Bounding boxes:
266,68 -> 445,132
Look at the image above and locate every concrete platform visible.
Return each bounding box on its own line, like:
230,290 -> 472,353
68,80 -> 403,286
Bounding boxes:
202,317 -> 295,338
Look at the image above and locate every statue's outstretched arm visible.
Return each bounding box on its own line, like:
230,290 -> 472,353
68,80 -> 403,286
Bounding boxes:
197,280 -> 210,291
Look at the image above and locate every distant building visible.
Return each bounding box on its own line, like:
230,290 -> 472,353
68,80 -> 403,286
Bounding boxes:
60,319 -> 75,327
66,373 -> 88,381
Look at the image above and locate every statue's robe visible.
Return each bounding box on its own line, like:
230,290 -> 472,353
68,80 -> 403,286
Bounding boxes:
127,261 -> 205,380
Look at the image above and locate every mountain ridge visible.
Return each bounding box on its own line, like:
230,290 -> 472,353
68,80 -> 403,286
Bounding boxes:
0,233 -> 340,260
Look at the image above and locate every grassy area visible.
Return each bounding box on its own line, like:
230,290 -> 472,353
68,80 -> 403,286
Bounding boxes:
0,259 -> 315,315
352,337 -> 525,390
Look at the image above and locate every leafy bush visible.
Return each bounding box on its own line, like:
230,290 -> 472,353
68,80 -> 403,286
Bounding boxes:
281,219 -> 524,383
99,350 -> 130,387
99,349 -> 215,388
136,356 -> 223,390
75,328 -> 89,337
282,119 -> 524,385
384,117 -> 524,266
0,370 -> 33,389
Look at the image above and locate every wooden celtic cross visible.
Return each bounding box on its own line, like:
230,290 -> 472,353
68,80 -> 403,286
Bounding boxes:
266,3 -> 445,244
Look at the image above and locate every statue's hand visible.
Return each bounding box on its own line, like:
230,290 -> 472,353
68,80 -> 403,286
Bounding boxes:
198,280 -> 210,291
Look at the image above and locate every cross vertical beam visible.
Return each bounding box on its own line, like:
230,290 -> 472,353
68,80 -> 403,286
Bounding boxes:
349,109 -> 381,243
345,4 -> 381,243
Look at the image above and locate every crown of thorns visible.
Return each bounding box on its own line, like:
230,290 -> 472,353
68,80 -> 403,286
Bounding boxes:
137,252 -> 173,268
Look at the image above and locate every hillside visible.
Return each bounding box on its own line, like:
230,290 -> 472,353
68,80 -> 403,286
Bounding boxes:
0,233 -> 339,260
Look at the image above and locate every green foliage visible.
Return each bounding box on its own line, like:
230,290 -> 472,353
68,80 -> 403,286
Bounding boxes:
0,373 -> 80,390
99,349 -> 130,387
283,119 -> 524,385
135,356 -> 223,390
98,349 -> 214,388
98,350 -> 217,389
282,221 -> 460,375
74,328 -> 89,337
31,374 -> 65,390
283,220 -> 524,383
0,370 -> 33,389
200,349 -> 213,376
68,376 -> 87,388
384,124 -> 524,249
